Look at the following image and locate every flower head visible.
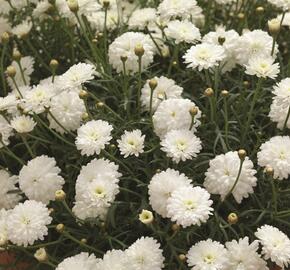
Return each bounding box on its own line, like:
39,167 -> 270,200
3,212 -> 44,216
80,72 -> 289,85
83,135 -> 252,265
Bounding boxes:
56,252 -> 98,270
10,115 -> 36,133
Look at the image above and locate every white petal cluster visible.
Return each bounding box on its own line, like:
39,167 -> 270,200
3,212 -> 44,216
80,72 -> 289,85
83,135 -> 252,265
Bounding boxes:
161,129 -> 202,163
141,76 -> 183,111
245,56 -> 280,79
0,93 -> 19,114
108,32 -> 155,74
0,170 -> 21,209
96,249 -> 127,270
19,155 -> 65,204
148,168 -> 192,217
255,225 -> 290,268
187,239 -> 230,270
56,252 -> 99,270
167,186 -> 213,227
183,43 -> 226,71
11,20 -> 32,38
257,136 -> 290,180
164,20 -> 201,44
226,237 -> 268,270
32,0 -> 52,20
267,0 -> 290,10
117,129 -> 145,158
153,98 -> 201,138
73,158 -> 121,220
128,8 -> 157,30
7,200 -> 52,246
76,120 -> 113,156
204,151 -> 257,203
0,115 -> 13,148
10,115 -> 36,133
48,91 -> 86,134
88,9 -> 119,31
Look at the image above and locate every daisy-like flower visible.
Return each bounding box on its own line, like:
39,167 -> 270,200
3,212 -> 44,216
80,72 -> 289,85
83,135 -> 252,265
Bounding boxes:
88,9 -> 119,31
167,186 -> 213,227
187,239 -> 230,270
32,0 -> 52,20
125,237 -> 165,270
141,76 -> 183,111
158,0 -> 198,20
204,151 -> 257,203
269,99 -> 290,129
164,20 -> 201,44
7,200 -> 52,247
96,250 -> 127,270
117,129 -> 145,158
255,225 -> 290,268
57,63 -> 96,91
267,0 -> 290,10
148,168 -> 192,218
257,136 -> 290,180
0,93 -> 19,114
0,170 -> 21,209
183,43 -> 226,71
245,56 -> 280,79
161,129 -> 202,163
11,20 -> 33,39
153,98 -> 201,138
56,252 -> 99,270
128,8 -> 157,30
7,56 -> 35,90
22,82 -> 55,114
225,237 -> 268,270
271,77 -> 290,106
48,91 -> 86,134
0,115 -> 13,148
19,155 -> 65,204
108,32 -> 155,74
76,120 -> 113,156
10,115 -> 36,133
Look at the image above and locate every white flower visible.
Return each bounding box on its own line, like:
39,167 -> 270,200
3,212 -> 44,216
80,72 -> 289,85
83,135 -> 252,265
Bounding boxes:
23,82 -> 55,114
19,155 -> 65,204
148,168 -> 192,218
108,32 -> 155,74
73,158 -> 121,220
161,129 -> 202,163
7,56 -> 35,90
125,237 -> 165,270
128,8 -> 157,30
96,250 -> 127,270
56,252 -> 99,270
204,151 -> 257,203
0,115 -> 13,148
153,98 -> 201,138
0,93 -> 19,114
57,63 -> 96,91
0,209 -> 9,245
255,225 -> 290,268
269,99 -> 290,129
257,136 -> 290,180
158,0 -> 198,20
245,56 -> 280,79
183,43 -> 226,71
7,200 -> 52,247
32,0 -> 52,20
164,20 -> 201,44
11,20 -> 32,38
187,239 -> 230,270
10,115 -> 36,133
267,0 -> 290,10
76,120 -> 113,156
0,0 -> 11,15
0,170 -> 21,210
117,129 -> 145,158
225,237 -> 268,270
48,91 -> 86,134
141,76 -> 183,111
272,77 -> 290,106
167,186 -> 213,227
88,9 -> 119,31
236,30 -> 278,65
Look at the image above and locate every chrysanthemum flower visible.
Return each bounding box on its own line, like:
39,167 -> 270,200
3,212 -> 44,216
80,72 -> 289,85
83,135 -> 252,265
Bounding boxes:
11,20 -> 32,38
56,252 -> 99,270
128,8 -> 157,30
267,0 -> 290,10
167,186 -> 213,227
19,155 -> 65,204
204,151 -> 257,203
10,115 -> 36,133
255,225 -> 290,268
257,136 -> 290,180
148,168 -> 192,217
96,250 -> 127,270
7,200 -> 52,247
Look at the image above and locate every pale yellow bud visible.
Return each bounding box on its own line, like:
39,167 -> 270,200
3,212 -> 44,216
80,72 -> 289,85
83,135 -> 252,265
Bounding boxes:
139,210 -> 154,224
55,190 -> 66,201
34,248 -> 48,262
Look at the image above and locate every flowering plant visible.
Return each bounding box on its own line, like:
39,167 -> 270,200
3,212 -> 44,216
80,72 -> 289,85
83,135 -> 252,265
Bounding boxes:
0,0 -> 290,269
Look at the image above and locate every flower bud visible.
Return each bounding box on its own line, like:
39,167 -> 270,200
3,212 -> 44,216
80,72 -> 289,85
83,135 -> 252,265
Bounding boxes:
227,213 -> 238,225
13,50 -> 22,61
204,88 -> 214,97
256,6 -> 264,14
189,106 -> 198,116
67,0 -> 79,12
171,223 -> 180,232
243,80 -> 249,88
120,55 -> 128,63
265,166 -> 274,177
268,18 -> 281,36
1,32 -> 10,43
218,36 -> 226,45
48,208 -> 54,215
221,90 -> 229,97
179,254 -> 186,261
96,101 -> 104,108
81,238 -> 87,244
55,190 -> 66,201
79,89 -> 88,99
82,112 -> 89,121
56,223 -> 65,233
237,13 -> 245,20
34,248 -> 48,262
134,44 -> 145,57
49,59 -> 59,70
149,79 -> 158,91
139,210 -> 154,224
6,66 -> 16,78
238,149 -> 247,160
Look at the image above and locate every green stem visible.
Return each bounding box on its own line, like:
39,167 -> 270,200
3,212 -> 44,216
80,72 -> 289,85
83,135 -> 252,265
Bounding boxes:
223,96 -> 230,148
21,135 -> 35,158
16,60 -> 27,85
282,106 -> 290,132
137,55 -> 142,115
0,139 -> 25,165
11,77 -> 23,98
0,43 -> 7,96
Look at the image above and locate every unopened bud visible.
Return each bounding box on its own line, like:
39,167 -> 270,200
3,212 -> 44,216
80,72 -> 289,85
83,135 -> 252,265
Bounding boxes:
268,18 -> 281,36
221,90 -> 229,97
67,0 -> 79,12
204,88 -> 214,97
179,254 -> 186,261
237,13 -> 245,20
1,32 -> 10,43
82,112 -> 89,121
149,79 -> 158,90
256,6 -> 264,14
13,50 -> 22,61
227,213 -> 238,225
96,101 -> 104,108
49,59 -> 59,70
218,36 -> 226,45
189,106 -> 198,116
79,89 -> 88,99
81,238 -> 87,244
265,166 -> 274,177
56,223 -> 65,233
139,210 -> 154,225
120,55 -> 128,63
134,44 -> 145,57
34,248 -> 48,262
55,190 -> 66,201
171,223 -> 180,232
238,149 -> 247,160
6,66 -> 16,78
